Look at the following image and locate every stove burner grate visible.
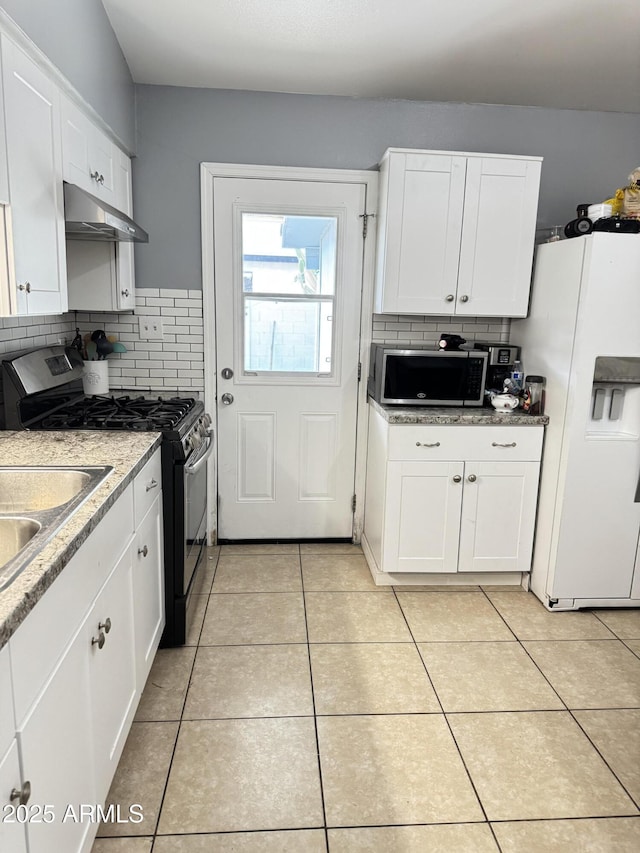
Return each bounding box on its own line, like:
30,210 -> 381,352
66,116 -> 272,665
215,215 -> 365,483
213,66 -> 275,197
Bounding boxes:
38,394 -> 197,431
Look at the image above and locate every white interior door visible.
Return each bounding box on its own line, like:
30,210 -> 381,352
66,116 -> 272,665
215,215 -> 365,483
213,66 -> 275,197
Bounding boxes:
213,176 -> 367,540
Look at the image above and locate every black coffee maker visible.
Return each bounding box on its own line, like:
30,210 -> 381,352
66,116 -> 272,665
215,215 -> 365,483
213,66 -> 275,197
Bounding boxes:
471,341 -> 521,392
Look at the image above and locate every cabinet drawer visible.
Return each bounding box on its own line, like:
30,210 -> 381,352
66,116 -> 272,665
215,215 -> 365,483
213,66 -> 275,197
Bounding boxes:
388,425 -> 543,462
10,485 -> 134,724
134,450 -> 162,527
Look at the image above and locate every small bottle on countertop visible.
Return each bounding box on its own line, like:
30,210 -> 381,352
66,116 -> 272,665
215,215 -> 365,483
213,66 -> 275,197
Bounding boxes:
509,360 -> 524,393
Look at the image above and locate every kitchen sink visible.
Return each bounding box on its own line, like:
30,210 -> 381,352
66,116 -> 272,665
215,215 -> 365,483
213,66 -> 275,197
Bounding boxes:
0,466 -> 113,592
0,517 -> 41,565
0,469 -> 94,512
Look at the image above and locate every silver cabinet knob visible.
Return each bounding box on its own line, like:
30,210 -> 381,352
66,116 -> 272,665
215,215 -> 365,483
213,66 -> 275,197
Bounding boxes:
10,781 -> 31,806
452,474 -> 462,483
445,294 -> 455,302
99,618 -> 112,634
467,474 -> 477,482
92,632 -> 106,650
121,289 -> 130,297
221,393 -> 234,406
138,545 -> 149,557
460,295 -> 469,303
221,367 -> 234,380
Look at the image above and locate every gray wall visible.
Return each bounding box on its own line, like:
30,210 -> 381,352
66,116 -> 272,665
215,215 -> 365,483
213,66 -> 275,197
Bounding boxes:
0,0 -> 134,150
134,85 -> 640,292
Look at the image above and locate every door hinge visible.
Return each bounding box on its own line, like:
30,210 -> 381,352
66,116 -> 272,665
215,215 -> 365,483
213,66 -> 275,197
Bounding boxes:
359,212 -> 376,239
351,494 -> 357,513
357,362 -> 362,382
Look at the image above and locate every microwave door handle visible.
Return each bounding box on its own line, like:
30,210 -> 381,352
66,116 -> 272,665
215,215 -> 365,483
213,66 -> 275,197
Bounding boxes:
185,429 -> 214,476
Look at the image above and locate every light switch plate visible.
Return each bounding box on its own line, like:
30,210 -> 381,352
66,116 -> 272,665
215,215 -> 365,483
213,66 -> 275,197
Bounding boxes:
138,316 -> 164,340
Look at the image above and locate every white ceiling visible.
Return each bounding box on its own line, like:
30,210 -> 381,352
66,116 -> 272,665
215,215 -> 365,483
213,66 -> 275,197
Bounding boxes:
101,0 -> 640,113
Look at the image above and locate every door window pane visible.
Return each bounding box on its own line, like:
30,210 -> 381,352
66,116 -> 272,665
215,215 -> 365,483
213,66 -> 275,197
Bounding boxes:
241,212 -> 337,374
244,298 -> 332,373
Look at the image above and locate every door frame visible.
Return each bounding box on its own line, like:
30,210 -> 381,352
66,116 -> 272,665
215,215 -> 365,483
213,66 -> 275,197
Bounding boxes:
201,163 -> 379,544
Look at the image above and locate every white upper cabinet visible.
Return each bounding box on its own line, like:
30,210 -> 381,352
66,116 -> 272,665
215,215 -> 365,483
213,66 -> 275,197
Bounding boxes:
1,35 -> 67,316
374,148 -> 542,317
63,100 -> 137,312
61,95 -> 116,206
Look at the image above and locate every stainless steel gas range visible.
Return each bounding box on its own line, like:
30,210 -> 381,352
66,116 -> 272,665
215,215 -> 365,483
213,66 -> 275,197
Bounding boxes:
0,345 -> 213,646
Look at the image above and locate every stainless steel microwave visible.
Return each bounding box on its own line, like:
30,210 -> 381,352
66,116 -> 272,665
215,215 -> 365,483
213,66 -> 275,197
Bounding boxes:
367,344 -> 488,407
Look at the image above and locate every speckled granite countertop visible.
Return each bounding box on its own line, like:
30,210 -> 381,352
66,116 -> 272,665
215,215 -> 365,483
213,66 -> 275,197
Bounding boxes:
369,398 -> 549,425
0,430 -> 162,650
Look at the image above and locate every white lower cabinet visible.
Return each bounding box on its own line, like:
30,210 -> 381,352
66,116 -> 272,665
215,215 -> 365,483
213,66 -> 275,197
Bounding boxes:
0,740 -> 29,853
85,546 -> 137,806
17,624 -> 96,853
133,494 -> 164,687
363,409 -> 544,579
2,448 -> 164,853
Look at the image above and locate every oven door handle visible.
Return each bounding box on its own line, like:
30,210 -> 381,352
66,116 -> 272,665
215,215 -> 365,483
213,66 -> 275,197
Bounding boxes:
185,429 -> 214,476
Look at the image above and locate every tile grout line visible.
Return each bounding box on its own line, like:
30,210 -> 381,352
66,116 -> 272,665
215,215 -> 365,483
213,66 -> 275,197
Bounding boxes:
299,546 -> 331,850
479,589 -> 640,818
149,547 -> 221,849
389,587 -> 502,849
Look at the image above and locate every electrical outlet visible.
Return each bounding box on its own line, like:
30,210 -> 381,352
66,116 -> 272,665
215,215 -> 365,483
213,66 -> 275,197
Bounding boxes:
138,316 -> 164,340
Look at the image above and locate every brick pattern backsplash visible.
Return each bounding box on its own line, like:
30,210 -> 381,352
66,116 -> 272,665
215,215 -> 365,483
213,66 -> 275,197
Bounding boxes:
0,288 -> 205,395
371,314 -> 511,347
75,289 -> 205,393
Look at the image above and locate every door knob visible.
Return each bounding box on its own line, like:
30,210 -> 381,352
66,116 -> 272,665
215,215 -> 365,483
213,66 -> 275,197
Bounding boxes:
221,393 -> 234,406
221,367 -> 234,380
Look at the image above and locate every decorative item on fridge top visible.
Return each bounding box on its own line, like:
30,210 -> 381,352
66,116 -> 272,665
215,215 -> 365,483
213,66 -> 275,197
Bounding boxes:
82,329 -> 128,361
604,166 -> 640,219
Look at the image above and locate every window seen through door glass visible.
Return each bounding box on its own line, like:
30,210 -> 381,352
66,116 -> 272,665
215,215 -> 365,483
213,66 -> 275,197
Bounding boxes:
242,213 -> 337,374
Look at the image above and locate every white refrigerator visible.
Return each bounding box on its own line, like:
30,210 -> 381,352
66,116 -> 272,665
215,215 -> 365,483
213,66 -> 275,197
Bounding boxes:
513,232 -> 640,610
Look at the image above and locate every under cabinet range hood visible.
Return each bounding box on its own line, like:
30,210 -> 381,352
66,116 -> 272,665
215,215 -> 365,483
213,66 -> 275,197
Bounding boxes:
63,182 -> 149,243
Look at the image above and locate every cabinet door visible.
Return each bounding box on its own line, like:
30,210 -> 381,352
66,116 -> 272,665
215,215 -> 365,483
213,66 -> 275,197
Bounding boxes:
133,495 -> 165,686
1,36 -> 67,315
61,96 -> 115,204
457,157 -> 541,317
377,151 -> 466,315
458,461 -> 540,573
0,741 -> 28,853
85,547 -> 137,805
384,461 -> 463,572
17,625 -> 95,853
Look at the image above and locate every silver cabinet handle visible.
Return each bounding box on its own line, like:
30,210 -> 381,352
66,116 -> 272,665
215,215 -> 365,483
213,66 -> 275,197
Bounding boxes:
416,441 -> 440,447
99,618 -> 112,634
10,781 -> 31,806
221,393 -> 234,406
146,478 -> 158,492
121,289 -> 130,297
491,442 -> 517,448
138,545 -> 149,557
92,632 -> 106,650
445,294 -> 455,302
460,294 -> 469,303
17,282 -> 31,293
467,474 -> 477,483
452,474 -> 462,483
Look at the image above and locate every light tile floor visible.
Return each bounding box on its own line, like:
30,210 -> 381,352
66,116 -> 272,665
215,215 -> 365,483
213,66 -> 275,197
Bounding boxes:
93,544 -> 640,852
